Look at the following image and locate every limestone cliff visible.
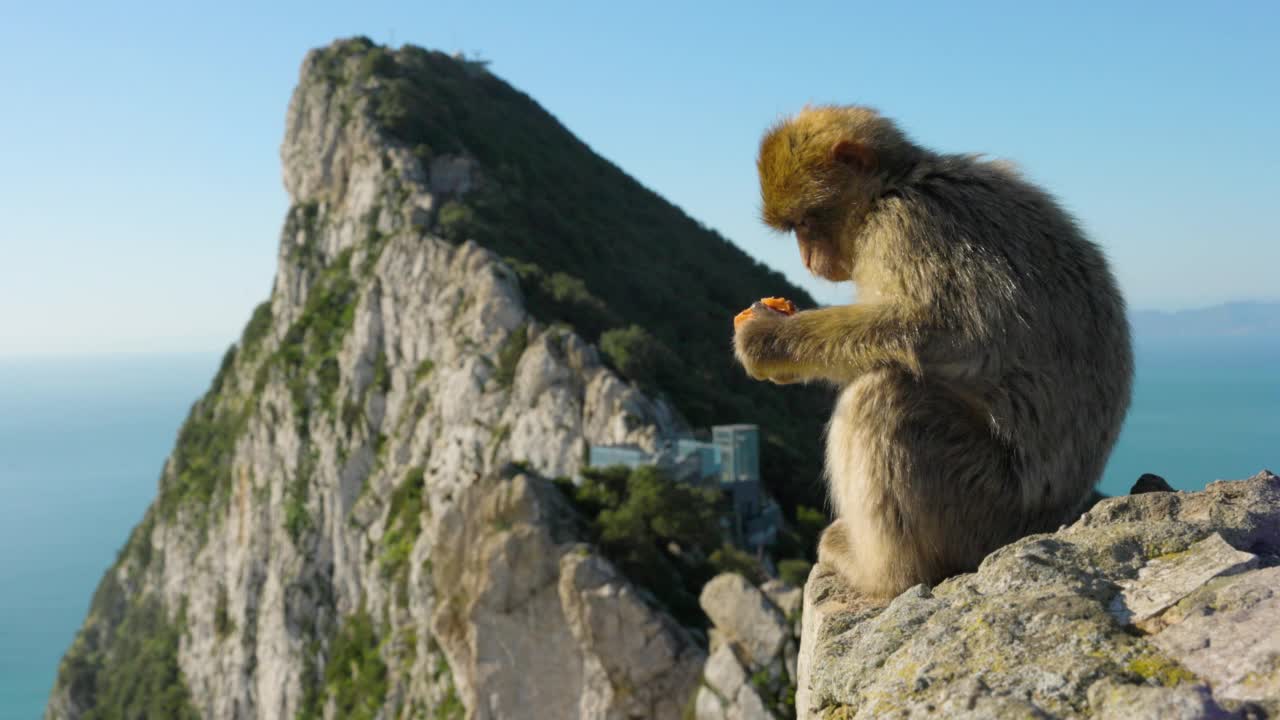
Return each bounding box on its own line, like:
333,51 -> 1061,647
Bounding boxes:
45,38 -> 796,719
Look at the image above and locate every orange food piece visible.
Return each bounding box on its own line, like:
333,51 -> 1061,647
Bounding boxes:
759,297 -> 798,315
733,296 -> 798,329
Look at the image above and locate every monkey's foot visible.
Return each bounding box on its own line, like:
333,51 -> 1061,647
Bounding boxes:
818,519 -> 853,568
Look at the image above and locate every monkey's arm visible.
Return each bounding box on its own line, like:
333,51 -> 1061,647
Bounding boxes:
734,302 -> 931,384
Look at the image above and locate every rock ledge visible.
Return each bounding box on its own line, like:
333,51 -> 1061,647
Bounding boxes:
797,470 -> 1280,719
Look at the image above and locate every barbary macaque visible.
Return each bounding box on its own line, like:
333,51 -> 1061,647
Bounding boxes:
736,105 -> 1132,598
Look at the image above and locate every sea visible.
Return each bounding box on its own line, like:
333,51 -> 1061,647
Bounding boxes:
1,340 -> 1276,718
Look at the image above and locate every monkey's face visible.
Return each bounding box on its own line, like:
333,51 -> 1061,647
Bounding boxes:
759,174 -> 862,283
793,213 -> 853,282
758,160 -> 854,281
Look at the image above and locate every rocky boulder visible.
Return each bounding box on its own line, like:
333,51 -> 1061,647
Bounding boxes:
796,470 -> 1280,719
695,573 -> 802,719
429,471 -> 705,719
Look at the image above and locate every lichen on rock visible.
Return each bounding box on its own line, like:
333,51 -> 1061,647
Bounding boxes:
795,470 -> 1280,719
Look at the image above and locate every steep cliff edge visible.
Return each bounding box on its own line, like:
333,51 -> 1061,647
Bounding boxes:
47,37 -> 826,719
795,470 -> 1280,719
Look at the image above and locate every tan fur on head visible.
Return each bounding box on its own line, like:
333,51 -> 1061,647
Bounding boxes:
756,106 -> 922,282
757,105 -> 913,230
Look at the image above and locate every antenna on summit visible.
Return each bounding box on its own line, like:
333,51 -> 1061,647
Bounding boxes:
453,49 -> 492,76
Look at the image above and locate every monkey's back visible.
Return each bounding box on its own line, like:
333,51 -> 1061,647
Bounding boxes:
869,155 -> 1133,524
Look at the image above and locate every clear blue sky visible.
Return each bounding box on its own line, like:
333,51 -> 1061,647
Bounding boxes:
2,1 -> 1276,355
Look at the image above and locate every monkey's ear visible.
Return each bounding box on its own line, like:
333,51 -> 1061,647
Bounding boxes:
832,140 -> 877,173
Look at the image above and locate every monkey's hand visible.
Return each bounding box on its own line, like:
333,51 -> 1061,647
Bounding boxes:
734,302 -> 801,384
736,303 -> 932,385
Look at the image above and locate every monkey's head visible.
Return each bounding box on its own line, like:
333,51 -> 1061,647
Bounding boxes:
758,105 -> 918,282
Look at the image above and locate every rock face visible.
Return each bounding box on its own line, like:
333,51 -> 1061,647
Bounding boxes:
694,574 -> 801,719
796,470 -> 1280,719
46,39 -> 700,719
429,473 -> 705,719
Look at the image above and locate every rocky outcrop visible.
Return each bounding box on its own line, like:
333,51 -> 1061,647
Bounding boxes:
694,574 -> 802,719
796,470 -> 1280,719
428,471 -> 704,719
48,39 -> 699,720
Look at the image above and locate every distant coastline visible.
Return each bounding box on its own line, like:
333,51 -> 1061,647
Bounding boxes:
1130,300 -> 1280,340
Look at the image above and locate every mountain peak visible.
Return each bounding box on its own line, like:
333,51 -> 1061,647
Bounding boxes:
279,37 -> 831,514
47,38 -> 828,719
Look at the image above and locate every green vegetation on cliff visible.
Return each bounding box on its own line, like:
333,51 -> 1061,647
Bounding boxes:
556,465 -> 766,628
56,574 -> 198,720
322,608 -> 389,720
277,244 -> 359,432
381,466 -> 427,606
156,390 -> 243,529
157,318 -> 261,533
